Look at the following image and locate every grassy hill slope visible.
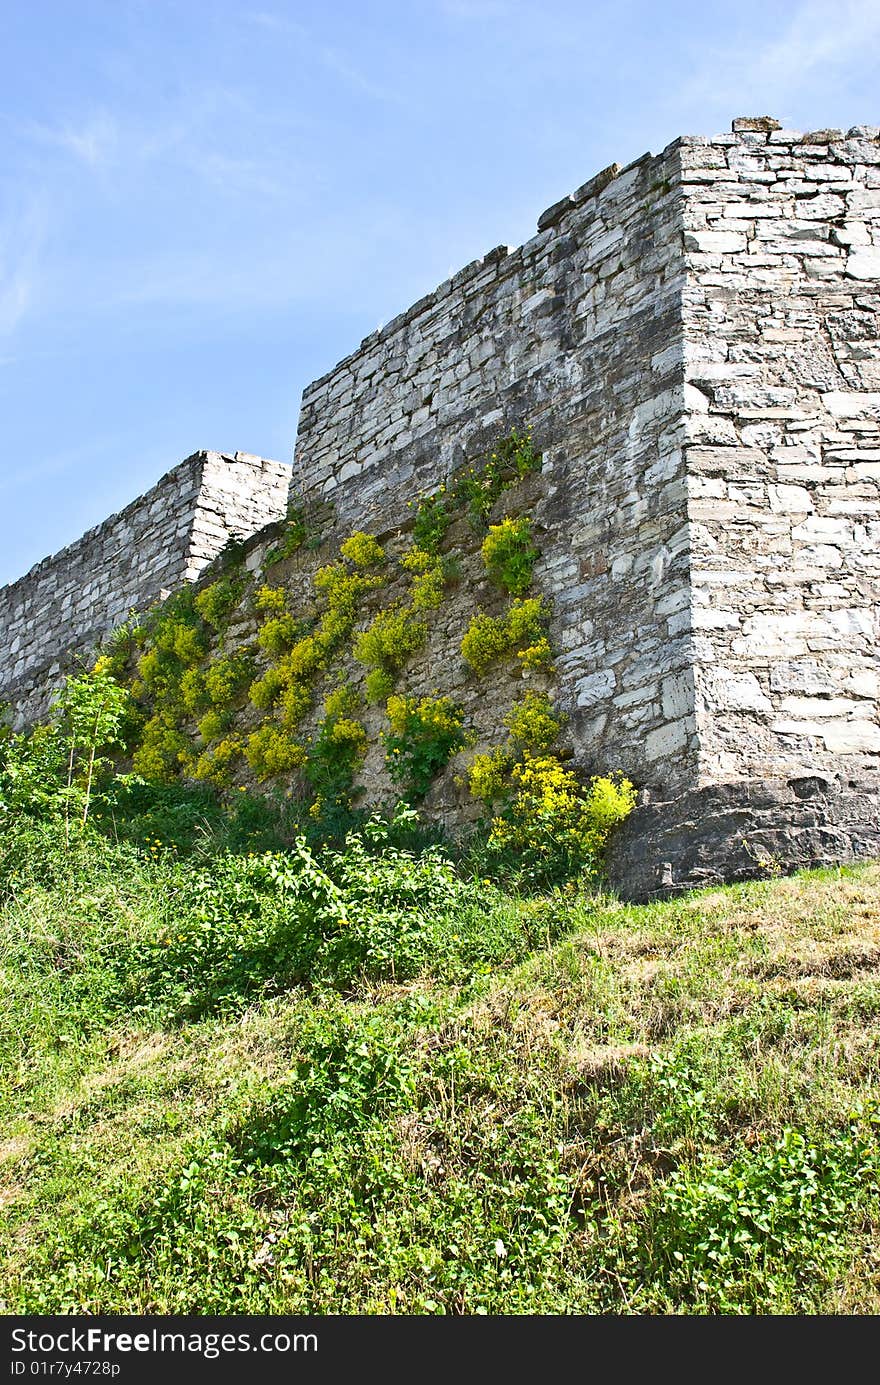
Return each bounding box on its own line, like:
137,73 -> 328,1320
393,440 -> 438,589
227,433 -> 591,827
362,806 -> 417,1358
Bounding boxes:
2,817 -> 880,1315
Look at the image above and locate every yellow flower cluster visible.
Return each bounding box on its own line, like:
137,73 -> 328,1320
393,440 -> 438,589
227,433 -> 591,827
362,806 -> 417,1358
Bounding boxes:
461,597 -> 551,675
339,531 -> 386,569
400,546 -> 446,610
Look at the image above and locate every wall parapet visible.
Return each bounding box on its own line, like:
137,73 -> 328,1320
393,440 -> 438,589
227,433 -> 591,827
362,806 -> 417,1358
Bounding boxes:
0,450 -> 292,726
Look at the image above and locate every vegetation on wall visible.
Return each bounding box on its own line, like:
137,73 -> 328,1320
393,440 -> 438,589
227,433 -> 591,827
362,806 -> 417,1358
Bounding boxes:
36,426 -> 624,869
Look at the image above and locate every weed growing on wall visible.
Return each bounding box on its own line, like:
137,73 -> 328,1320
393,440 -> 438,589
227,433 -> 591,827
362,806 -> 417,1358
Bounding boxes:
411,426 -> 542,549
481,517 -> 538,596
263,504 -> 308,569
355,605 -> 429,700
76,423 -> 638,860
400,547 -> 446,610
384,694 -> 467,799
461,598 -> 552,675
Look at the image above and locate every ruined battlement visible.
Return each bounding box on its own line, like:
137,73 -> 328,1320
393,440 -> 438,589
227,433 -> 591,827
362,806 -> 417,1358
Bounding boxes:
0,450 -> 292,725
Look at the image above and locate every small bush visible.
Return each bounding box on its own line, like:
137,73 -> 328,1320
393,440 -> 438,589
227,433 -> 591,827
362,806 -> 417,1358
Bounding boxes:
263,509 -> 307,567
467,747 -> 509,804
484,756 -> 635,884
192,735 -> 244,788
204,652 -> 255,707
340,532 -> 386,569
258,613 -> 300,658
193,576 -> 245,631
304,710 -> 369,815
253,585 -> 288,616
481,517 -> 537,596
401,547 -> 446,610
246,724 -> 307,780
355,606 -> 428,683
365,669 -> 395,705
384,694 -> 467,799
461,598 -> 551,675
504,690 -> 564,755
411,487 -> 454,554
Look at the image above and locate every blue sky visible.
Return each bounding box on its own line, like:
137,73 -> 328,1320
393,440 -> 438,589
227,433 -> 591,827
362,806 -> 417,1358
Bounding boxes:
1,0 -> 878,586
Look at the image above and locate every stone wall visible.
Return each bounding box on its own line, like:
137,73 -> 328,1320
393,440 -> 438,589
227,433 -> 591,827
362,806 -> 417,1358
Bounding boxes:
681,120 -> 880,795
295,142 -> 696,792
0,451 -> 291,725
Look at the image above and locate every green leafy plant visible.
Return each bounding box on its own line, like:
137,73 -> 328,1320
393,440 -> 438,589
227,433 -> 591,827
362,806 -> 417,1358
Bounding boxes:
263,506 -> 308,568
401,547 -> 446,610
51,669 -> 131,836
245,723 -> 308,780
193,575 -> 245,631
461,597 -> 551,675
355,605 -> 428,695
483,757 -> 635,883
340,532 -> 386,569
411,486 -> 455,554
481,517 -> 538,596
384,694 -> 467,799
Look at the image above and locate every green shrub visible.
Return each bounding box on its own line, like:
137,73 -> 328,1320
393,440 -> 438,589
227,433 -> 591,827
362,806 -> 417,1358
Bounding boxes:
504,690 -> 564,755
401,546 -> 446,610
196,709 -> 230,744
253,585 -> 288,615
132,712 -> 192,782
193,575 -> 245,631
340,532 -> 386,569
257,613 -> 301,658
454,426 -> 542,526
384,694 -> 467,799
263,508 -> 308,567
355,606 -> 428,684
365,669 -> 395,705
304,708 -> 369,817
481,517 -> 538,596
484,757 -> 635,883
245,724 -> 307,780
203,652 -> 255,707
461,598 -> 551,675
192,735 -> 244,788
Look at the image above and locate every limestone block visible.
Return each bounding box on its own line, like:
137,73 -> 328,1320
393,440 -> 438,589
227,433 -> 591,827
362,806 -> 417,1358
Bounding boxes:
574,668 -> 616,707
644,717 -> 690,760
684,229 -> 748,254
768,484 -> 813,513
703,667 -> 772,712
846,248 -> 880,280
821,721 -> 880,753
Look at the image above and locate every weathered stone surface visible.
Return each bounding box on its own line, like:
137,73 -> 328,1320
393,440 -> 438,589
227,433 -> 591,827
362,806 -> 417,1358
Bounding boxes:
607,773 -> 880,900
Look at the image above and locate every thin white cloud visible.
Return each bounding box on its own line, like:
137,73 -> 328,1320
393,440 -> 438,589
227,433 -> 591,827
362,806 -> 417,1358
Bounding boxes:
0,195 -> 47,336
684,0 -> 880,110
25,111 -> 119,167
439,0 -> 513,17
244,10 -> 405,104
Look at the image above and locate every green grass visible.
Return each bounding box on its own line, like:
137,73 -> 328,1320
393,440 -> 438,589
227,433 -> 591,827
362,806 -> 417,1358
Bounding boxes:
2,814 -> 880,1314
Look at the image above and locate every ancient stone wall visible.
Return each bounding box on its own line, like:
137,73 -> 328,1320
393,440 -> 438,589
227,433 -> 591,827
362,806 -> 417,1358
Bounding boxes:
0,451 -> 291,725
295,141 -> 695,792
679,121 -> 880,790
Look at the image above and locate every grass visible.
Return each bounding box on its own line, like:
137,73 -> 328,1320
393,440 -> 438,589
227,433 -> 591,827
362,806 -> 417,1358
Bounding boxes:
2,816 -> 880,1314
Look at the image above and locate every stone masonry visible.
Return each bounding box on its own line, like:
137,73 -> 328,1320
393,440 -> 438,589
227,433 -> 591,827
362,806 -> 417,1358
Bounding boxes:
0,117 -> 878,897
0,451 -> 291,726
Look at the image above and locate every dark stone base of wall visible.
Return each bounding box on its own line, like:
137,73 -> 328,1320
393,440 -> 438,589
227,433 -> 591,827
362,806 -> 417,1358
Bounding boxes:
606,771 -> 880,903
